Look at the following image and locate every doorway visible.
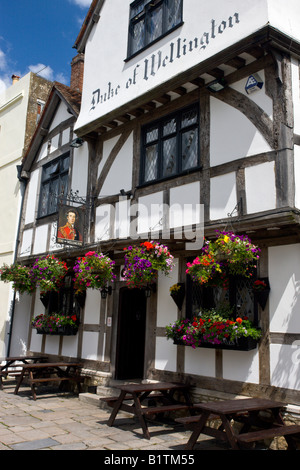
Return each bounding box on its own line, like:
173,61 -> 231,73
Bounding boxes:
115,287 -> 147,380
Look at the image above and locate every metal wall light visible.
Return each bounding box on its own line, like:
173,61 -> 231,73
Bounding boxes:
70,137 -> 84,148
206,77 -> 227,92
101,286 -> 112,299
144,283 -> 157,298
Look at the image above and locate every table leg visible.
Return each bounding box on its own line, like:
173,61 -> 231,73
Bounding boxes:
107,390 -> 127,427
185,411 -> 210,450
29,370 -> 37,400
0,372 -> 3,390
132,392 -> 151,440
220,414 -> 239,449
14,369 -> 25,395
272,408 -> 297,450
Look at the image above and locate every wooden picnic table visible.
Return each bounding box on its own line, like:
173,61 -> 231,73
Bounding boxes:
177,398 -> 300,450
101,381 -> 193,440
14,362 -> 83,400
0,356 -> 48,389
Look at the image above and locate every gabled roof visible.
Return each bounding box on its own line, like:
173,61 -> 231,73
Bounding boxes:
73,0 -> 104,53
54,82 -> 81,115
21,82 -> 81,172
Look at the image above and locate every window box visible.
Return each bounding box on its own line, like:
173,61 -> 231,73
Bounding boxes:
173,336 -> 259,351
32,313 -> 79,336
36,325 -> 78,336
166,315 -> 261,350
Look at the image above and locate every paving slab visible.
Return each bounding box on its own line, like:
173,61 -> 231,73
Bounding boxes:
0,377 -> 276,456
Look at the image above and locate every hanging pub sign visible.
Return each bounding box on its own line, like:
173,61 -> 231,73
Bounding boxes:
56,204 -> 85,247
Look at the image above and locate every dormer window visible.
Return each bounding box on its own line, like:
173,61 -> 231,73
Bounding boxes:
127,0 -> 183,59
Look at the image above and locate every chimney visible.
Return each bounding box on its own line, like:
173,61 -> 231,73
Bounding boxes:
12,74 -> 20,85
70,53 -> 84,93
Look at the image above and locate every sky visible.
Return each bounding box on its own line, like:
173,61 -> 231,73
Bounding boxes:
0,0 -> 92,93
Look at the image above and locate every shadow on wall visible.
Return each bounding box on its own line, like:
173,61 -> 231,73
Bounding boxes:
269,245 -> 300,391
7,293 -> 31,357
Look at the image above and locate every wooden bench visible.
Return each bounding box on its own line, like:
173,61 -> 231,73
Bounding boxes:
1,356 -> 48,389
103,382 -> 193,439
236,424 -> 300,448
100,396 -> 191,415
176,413 -> 220,429
14,362 -> 84,400
101,395 -> 132,405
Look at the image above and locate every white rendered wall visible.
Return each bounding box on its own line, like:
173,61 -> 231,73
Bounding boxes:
169,182 -> 201,229
294,145 -> 300,210
291,58 -> 300,136
76,0 -> 274,131
84,289 -> 102,325
24,169 -> 39,225
33,225 -> 48,255
49,102 -> 71,131
137,191 -> 164,236
100,133 -> 133,197
222,349 -> 260,383
157,260 -> 179,328
155,337 -> 177,372
81,331 -> 100,361
155,261 -> 179,372
7,292 -> 31,356
245,162 -> 276,214
269,244 -> 300,390
184,347 -> 216,377
210,76 -> 272,167
71,144 -> 89,198
269,244 -> 300,334
210,172 -> 237,221
95,204 -> 112,242
270,344 -> 300,390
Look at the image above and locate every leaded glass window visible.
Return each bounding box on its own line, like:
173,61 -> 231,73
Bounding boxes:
38,153 -> 70,218
128,0 -> 183,58
186,274 -> 258,325
141,104 -> 199,184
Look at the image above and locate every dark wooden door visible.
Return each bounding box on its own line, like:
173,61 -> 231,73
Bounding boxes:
115,287 -> 147,380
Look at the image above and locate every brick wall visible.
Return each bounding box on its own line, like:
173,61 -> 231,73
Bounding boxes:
70,53 -> 84,93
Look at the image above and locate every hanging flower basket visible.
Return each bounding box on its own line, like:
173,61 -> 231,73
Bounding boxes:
166,308 -> 261,351
0,263 -> 36,294
32,313 -> 79,335
30,255 -> 68,294
73,251 -> 116,294
170,283 -> 185,310
122,241 -> 175,288
253,278 -> 270,310
186,231 -> 260,287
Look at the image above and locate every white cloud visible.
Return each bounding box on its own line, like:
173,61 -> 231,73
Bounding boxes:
0,49 -> 7,71
0,77 -> 9,93
28,64 -> 68,85
28,63 -> 54,81
69,0 -> 91,8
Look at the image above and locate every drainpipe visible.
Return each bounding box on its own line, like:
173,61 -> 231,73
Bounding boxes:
6,165 -> 28,356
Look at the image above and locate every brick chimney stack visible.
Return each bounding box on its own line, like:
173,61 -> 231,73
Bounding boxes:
70,53 -> 84,93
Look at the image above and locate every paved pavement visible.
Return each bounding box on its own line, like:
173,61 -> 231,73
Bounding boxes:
0,377 -> 228,452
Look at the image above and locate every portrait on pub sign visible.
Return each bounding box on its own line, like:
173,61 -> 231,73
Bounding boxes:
57,205 -> 84,246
